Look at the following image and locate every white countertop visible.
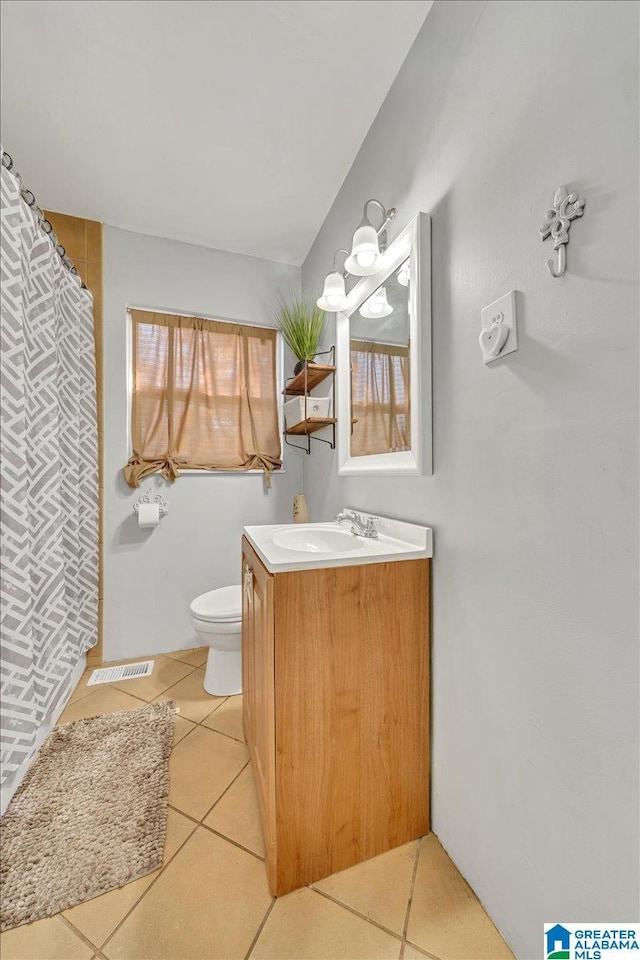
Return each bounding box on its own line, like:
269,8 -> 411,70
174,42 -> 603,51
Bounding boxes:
243,508 -> 433,573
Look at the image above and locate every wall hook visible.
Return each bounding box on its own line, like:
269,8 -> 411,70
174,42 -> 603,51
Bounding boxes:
547,244 -> 566,278
540,185 -> 586,278
479,312 -> 509,362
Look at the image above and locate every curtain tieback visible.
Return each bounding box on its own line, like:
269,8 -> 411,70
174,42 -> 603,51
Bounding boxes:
123,455 -> 184,489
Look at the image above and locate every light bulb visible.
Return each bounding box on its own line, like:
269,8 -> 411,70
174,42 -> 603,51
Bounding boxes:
345,222 -> 380,276
317,269 -> 347,312
359,286 -> 393,319
356,250 -> 377,268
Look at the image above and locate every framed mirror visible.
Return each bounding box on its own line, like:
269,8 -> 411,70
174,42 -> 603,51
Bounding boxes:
336,212 -> 431,476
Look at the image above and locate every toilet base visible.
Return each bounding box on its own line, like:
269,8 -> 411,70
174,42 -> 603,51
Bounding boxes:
204,646 -> 242,697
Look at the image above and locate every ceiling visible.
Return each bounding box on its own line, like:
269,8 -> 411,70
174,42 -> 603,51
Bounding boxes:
0,0 -> 432,264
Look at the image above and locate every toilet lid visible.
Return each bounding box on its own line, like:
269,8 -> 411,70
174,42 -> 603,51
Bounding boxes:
190,585 -> 242,622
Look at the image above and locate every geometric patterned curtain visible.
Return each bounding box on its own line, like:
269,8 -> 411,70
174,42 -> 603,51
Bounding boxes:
0,149 -> 99,787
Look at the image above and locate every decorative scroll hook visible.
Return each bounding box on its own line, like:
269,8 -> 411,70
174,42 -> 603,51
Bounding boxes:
540,185 -> 586,279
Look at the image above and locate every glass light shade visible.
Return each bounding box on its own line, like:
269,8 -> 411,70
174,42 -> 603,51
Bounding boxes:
316,269 -> 347,311
397,259 -> 410,286
345,222 -> 381,276
359,286 -> 393,319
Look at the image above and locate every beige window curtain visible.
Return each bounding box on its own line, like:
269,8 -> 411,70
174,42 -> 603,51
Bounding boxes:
124,310 -> 282,488
350,340 -> 410,457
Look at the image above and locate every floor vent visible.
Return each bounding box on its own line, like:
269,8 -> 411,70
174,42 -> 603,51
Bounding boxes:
87,661 -> 154,686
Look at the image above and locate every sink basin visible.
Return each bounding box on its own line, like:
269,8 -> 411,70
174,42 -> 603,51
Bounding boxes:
245,512 -> 433,573
270,526 -> 361,555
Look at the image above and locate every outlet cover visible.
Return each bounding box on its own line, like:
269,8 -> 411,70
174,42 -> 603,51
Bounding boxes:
481,291 -> 518,364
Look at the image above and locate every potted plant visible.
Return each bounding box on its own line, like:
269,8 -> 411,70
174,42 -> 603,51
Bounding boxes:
275,296 -> 326,375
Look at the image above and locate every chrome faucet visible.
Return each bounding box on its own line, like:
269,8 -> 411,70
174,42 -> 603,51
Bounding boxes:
334,511 -> 379,539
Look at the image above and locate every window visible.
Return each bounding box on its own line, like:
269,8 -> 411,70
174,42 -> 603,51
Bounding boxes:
350,340 -> 410,457
123,309 -> 281,487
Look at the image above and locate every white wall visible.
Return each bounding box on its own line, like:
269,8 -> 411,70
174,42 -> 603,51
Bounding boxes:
103,227 -> 302,662
301,2 -> 639,957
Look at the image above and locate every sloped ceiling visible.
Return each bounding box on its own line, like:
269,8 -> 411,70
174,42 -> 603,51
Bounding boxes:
1,0 -> 432,263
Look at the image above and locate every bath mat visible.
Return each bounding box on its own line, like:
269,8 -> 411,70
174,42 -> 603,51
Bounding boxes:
0,699 -> 175,931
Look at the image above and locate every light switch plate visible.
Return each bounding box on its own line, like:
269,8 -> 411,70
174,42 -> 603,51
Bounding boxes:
480,291 -> 518,364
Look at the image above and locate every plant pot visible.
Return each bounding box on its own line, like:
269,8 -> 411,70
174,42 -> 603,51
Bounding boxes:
293,358 -> 316,376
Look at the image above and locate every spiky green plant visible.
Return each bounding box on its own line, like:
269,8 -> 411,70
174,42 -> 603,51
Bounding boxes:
274,296 -> 325,363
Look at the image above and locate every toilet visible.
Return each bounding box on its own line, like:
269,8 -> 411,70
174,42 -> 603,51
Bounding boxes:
190,585 -> 242,696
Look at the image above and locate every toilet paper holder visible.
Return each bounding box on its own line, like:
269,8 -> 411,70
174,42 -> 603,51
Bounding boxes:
133,494 -> 169,520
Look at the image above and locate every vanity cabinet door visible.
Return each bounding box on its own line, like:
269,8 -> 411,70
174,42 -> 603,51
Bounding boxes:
241,542 -> 255,746
241,539 -> 277,884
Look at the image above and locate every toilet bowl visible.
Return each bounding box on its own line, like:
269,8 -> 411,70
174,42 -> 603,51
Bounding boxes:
190,585 -> 242,696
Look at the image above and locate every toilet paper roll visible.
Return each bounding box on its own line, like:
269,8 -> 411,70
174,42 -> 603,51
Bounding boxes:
137,502 -> 160,528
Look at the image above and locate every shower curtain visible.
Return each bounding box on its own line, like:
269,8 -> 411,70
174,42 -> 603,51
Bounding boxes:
0,151 -> 99,787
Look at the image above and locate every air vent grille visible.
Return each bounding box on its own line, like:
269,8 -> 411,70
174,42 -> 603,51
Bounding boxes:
87,661 -> 154,685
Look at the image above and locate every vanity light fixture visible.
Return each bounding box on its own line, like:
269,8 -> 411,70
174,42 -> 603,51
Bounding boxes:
345,199 -> 396,276
397,259 -> 410,287
359,286 -> 393,319
317,249 -> 349,312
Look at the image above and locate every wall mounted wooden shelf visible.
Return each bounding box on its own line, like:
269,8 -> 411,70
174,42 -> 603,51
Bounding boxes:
283,364 -> 336,396
284,416 -> 337,436
282,347 -> 336,455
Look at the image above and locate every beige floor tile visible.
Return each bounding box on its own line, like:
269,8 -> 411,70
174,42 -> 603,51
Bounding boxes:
407,835 -> 514,960
58,686 -> 147,724
164,647 -> 209,667
313,839 -> 419,936
252,887 -> 401,960
103,827 -> 272,960
403,944 -> 437,959
63,809 -> 196,947
168,724 -> 248,820
68,656 -> 172,707
110,655 -> 194,701
0,915 -> 93,960
155,667 -> 224,723
173,714 -> 196,745
204,763 -> 264,856
202,694 -> 245,741
66,874 -> 153,950
69,657 -> 148,703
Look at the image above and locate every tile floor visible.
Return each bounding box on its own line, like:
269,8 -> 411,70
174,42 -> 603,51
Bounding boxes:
0,648 -> 515,960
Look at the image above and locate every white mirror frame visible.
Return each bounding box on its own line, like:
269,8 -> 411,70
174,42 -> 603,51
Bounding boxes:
336,212 -> 431,476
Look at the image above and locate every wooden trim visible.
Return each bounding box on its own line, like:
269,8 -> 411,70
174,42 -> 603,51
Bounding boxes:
44,211 -> 104,665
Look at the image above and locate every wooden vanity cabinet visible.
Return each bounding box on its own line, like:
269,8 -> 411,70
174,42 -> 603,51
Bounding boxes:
242,535 -> 430,896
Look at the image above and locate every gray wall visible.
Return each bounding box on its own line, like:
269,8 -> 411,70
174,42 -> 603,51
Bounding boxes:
103,226 -> 302,662
301,2 -> 639,957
